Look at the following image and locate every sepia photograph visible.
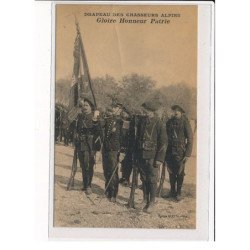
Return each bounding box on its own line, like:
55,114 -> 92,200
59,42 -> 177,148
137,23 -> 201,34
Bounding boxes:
50,1 -> 212,239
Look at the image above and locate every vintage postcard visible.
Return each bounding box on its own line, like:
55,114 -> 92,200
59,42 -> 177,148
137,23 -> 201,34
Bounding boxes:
49,1 -> 214,240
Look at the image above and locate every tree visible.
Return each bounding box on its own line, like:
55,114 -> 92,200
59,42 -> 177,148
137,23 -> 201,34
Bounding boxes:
116,73 -> 156,112
55,75 -> 196,120
159,82 -> 196,119
55,77 -> 71,105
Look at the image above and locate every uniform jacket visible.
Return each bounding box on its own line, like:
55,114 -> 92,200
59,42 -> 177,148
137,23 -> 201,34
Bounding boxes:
103,115 -> 124,152
136,116 -> 167,163
75,112 -> 99,151
166,115 -> 193,157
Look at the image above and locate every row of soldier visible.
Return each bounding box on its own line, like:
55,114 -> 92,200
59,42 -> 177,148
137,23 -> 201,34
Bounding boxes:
57,97 -> 193,213
55,105 -> 70,145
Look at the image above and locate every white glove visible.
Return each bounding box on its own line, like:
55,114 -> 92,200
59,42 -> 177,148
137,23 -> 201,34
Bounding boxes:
93,110 -> 100,121
119,153 -> 125,163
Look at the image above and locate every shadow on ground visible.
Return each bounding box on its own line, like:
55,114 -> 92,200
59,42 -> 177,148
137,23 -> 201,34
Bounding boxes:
56,163 -> 82,173
161,182 -> 196,199
55,174 -> 83,190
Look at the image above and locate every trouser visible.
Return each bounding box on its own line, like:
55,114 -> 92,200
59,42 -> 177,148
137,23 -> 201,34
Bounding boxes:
102,150 -> 119,198
121,152 -> 133,182
166,154 -> 185,195
63,129 -> 69,145
77,150 -> 95,189
138,158 -> 158,204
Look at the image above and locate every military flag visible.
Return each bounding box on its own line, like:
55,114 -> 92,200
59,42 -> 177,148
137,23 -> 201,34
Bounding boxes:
68,18 -> 96,122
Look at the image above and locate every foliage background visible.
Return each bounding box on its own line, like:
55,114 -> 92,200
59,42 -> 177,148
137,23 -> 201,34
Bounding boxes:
56,73 -> 196,120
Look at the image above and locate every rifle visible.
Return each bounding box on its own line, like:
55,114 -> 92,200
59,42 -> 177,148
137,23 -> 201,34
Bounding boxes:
127,161 -> 138,208
66,115 -> 79,190
67,147 -> 78,190
156,162 -> 166,197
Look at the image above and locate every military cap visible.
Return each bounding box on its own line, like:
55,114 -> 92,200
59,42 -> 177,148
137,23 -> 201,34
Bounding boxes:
79,97 -> 95,110
141,100 -> 161,112
171,105 -> 185,113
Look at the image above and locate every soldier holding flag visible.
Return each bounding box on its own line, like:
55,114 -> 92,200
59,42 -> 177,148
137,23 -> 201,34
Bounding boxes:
67,17 -> 102,192
72,97 -> 100,195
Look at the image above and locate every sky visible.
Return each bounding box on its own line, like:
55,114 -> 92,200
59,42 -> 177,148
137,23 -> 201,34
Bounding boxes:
55,4 -> 197,88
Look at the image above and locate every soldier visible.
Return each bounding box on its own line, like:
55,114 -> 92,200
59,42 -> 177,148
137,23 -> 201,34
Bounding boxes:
136,100 -> 167,213
61,109 -> 69,146
165,105 -> 193,201
74,97 -> 100,195
102,102 -> 125,202
55,106 -> 61,142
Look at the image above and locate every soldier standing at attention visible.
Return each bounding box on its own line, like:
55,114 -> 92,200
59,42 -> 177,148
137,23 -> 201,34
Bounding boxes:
74,98 -> 100,195
102,102 -> 125,203
137,100 -> 167,213
165,105 -> 193,201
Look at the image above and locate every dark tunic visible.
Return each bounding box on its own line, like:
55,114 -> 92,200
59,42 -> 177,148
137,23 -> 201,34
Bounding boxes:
136,116 -> 167,185
166,115 -> 193,158
137,116 -> 167,163
103,116 -> 123,152
75,113 -> 96,151
166,115 -> 193,174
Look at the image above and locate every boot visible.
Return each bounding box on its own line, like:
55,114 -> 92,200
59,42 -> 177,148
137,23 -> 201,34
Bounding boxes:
84,174 -> 90,192
145,202 -> 157,213
141,182 -> 149,208
85,187 -> 92,195
81,168 -> 86,190
163,174 -> 176,198
109,189 -> 116,203
110,197 -> 116,203
113,183 -> 119,199
144,183 -> 157,214
176,174 -> 184,201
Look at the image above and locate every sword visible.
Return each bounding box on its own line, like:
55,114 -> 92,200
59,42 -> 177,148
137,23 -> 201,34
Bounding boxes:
97,162 -> 120,204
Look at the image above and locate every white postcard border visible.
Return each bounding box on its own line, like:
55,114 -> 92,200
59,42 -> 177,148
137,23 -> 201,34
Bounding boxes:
47,1 -> 215,241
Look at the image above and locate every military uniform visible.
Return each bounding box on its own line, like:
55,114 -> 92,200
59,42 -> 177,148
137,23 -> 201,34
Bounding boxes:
55,107 -> 61,142
136,101 -> 167,212
75,112 -> 99,192
102,114 -> 124,201
61,111 -> 69,145
120,116 -> 135,186
165,105 -> 193,200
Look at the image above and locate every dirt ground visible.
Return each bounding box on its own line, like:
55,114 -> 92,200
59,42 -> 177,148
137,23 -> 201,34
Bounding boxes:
53,137 -> 196,229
